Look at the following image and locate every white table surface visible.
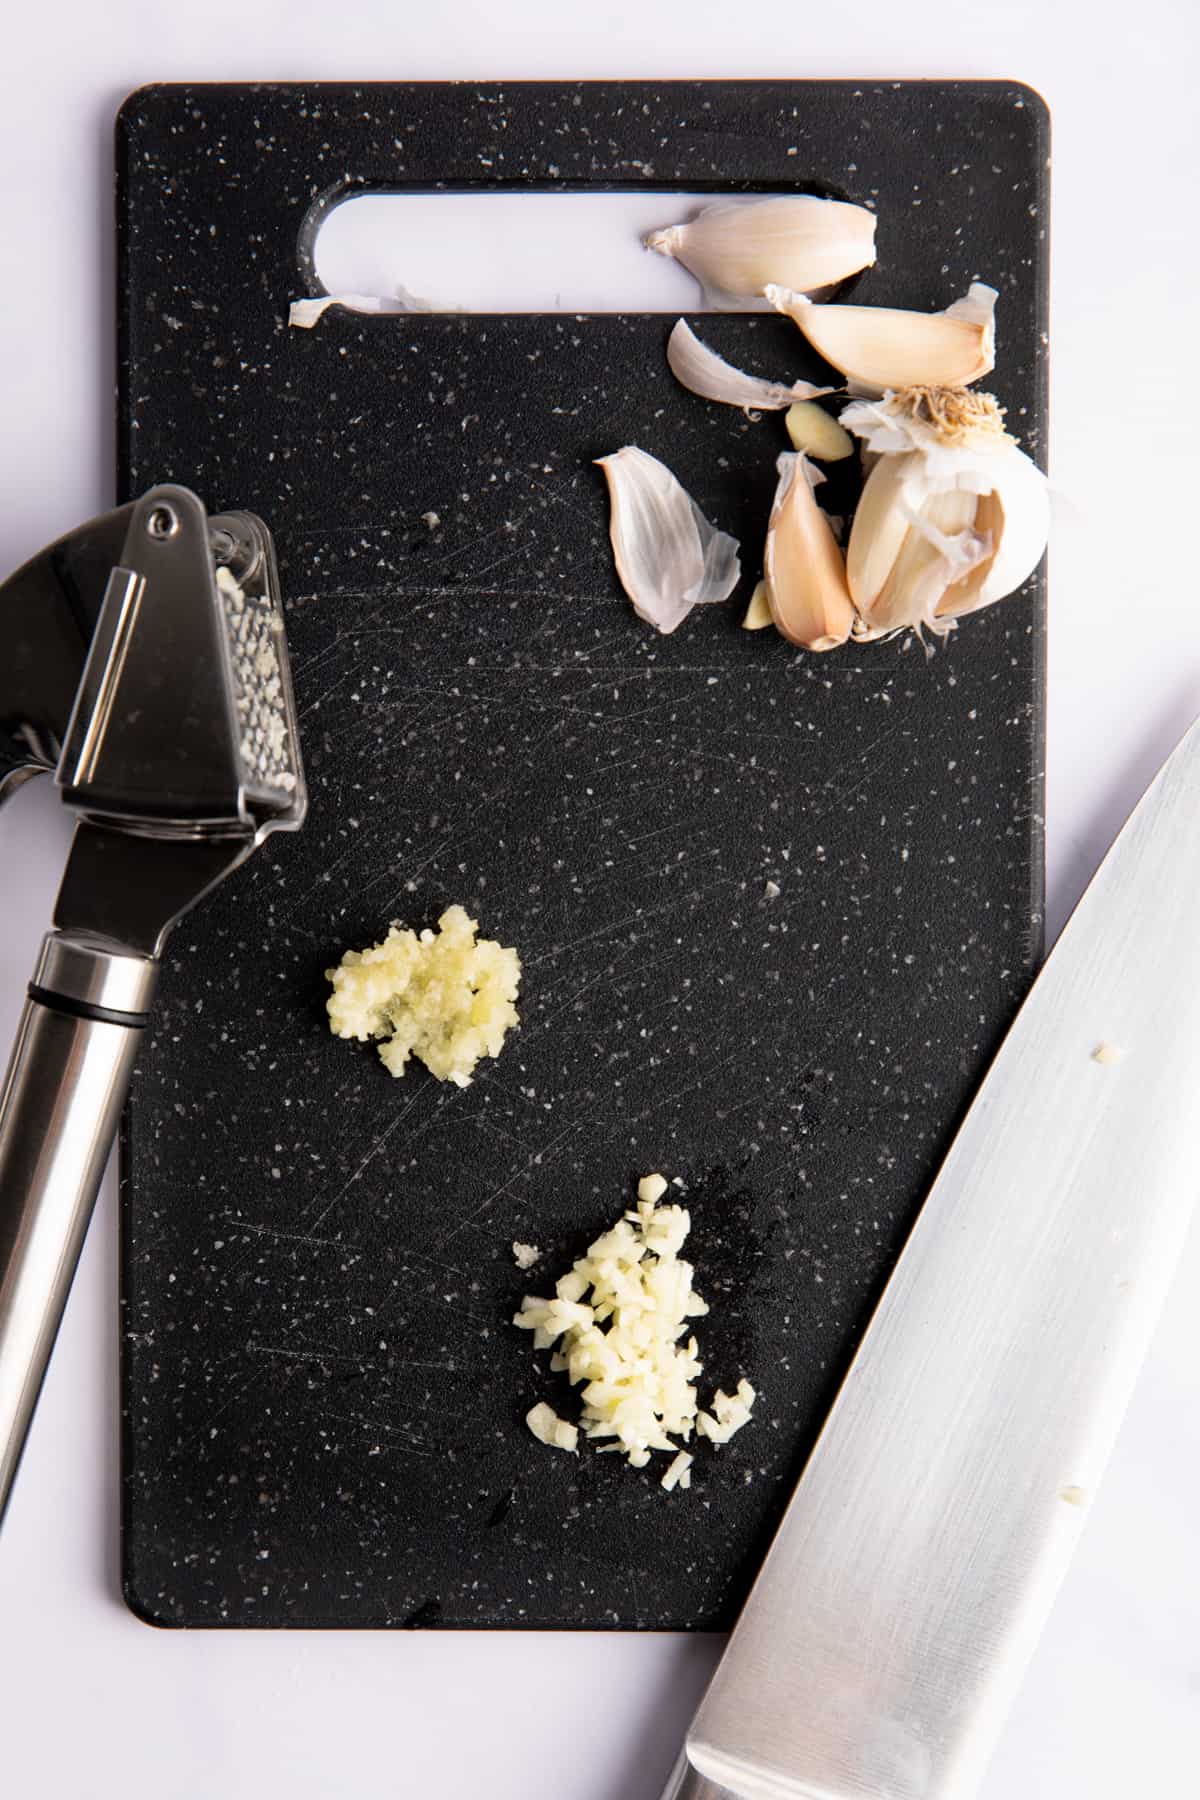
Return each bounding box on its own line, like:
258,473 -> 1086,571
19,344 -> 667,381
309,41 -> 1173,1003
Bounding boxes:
2,4 -> 1199,1795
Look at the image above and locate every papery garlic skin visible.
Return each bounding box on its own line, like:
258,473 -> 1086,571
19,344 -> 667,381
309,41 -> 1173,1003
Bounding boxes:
596,446 -> 741,635
287,286 -> 459,327
766,283 -> 997,397
646,196 -> 876,311
289,292 -> 393,329
843,387 -> 1049,637
666,320 -> 832,414
764,453 -> 855,652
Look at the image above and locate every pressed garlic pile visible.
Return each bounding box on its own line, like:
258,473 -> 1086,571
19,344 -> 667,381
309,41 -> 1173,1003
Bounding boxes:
597,193 -> 1048,646
326,904 -> 521,1085
515,1173 -> 756,1491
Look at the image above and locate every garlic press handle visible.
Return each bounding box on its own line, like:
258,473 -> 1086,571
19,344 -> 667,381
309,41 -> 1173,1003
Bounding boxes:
0,933 -> 156,1525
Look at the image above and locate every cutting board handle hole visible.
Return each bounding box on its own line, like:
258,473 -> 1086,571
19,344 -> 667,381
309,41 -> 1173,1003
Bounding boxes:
304,186 -> 866,315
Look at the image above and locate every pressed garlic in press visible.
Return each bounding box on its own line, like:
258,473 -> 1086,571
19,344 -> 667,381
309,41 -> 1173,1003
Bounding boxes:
842,386 -> 1049,637
646,194 -> 877,310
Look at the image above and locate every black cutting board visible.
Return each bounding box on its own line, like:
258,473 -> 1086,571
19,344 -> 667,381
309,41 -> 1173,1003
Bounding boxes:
116,79 -> 1048,1629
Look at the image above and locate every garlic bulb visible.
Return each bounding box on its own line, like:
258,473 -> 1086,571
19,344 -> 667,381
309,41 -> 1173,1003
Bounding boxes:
646,195 -> 876,311
764,453 -> 855,652
596,446 -> 741,634
766,283 -> 997,396
842,386 -> 1049,637
666,319 -> 831,414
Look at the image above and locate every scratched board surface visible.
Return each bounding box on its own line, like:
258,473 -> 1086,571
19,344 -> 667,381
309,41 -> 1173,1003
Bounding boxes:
117,80 -> 1048,1628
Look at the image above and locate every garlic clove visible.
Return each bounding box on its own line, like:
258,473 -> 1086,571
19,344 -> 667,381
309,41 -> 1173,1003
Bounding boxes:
646,195 -> 877,311
666,320 -> 832,414
766,283 -> 997,395
596,446 -> 741,635
764,453 -> 855,652
878,487 -> 986,631
848,458 -> 996,636
846,453 -> 926,619
785,400 -> 855,461
741,580 -> 773,630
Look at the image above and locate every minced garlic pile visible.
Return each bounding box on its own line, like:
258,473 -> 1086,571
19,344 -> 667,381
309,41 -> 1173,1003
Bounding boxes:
515,1173 -> 755,1490
326,904 -> 520,1086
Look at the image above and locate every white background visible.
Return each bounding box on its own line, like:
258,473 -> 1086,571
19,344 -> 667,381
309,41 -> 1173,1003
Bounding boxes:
2,4 -> 1199,1796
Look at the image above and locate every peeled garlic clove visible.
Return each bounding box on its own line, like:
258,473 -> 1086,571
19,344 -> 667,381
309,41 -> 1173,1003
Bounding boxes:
785,400 -> 855,461
764,453 -> 855,652
646,196 -> 877,310
844,386 -> 1049,635
666,320 -> 832,414
596,446 -> 741,635
742,580 -> 773,630
766,282 -> 997,395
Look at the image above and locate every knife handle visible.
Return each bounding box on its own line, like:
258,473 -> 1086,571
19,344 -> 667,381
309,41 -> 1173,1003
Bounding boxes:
0,933 -> 156,1528
659,1753 -> 740,1799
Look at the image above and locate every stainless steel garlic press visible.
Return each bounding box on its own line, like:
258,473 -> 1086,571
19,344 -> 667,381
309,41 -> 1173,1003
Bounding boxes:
0,486 -> 306,1525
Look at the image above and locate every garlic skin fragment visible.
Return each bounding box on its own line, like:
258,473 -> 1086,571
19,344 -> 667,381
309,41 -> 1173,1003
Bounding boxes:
288,285 -> 462,328
843,386 -> 1050,637
645,195 -> 877,310
666,319 -> 832,414
766,282 -> 997,397
764,453 -> 855,652
596,446 -> 741,634
289,292 -> 393,329
785,400 -> 855,461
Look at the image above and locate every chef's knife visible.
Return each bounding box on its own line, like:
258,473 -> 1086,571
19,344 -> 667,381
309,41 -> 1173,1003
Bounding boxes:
662,717 -> 1200,1800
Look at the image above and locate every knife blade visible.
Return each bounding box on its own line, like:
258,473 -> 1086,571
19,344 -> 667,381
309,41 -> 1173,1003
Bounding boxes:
662,718 -> 1200,1800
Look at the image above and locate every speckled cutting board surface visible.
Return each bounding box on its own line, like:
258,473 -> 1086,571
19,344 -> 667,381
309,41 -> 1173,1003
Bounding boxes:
116,79 -> 1048,1628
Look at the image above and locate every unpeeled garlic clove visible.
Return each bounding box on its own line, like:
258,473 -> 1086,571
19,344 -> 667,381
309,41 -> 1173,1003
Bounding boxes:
646,195 -> 877,311
843,386 -> 1049,636
666,320 -> 832,414
785,400 -> 855,461
596,446 -> 741,635
764,453 -> 855,652
766,282 -> 997,396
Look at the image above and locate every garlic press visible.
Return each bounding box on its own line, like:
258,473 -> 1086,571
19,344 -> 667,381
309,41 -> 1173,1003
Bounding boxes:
0,487 -> 306,1525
